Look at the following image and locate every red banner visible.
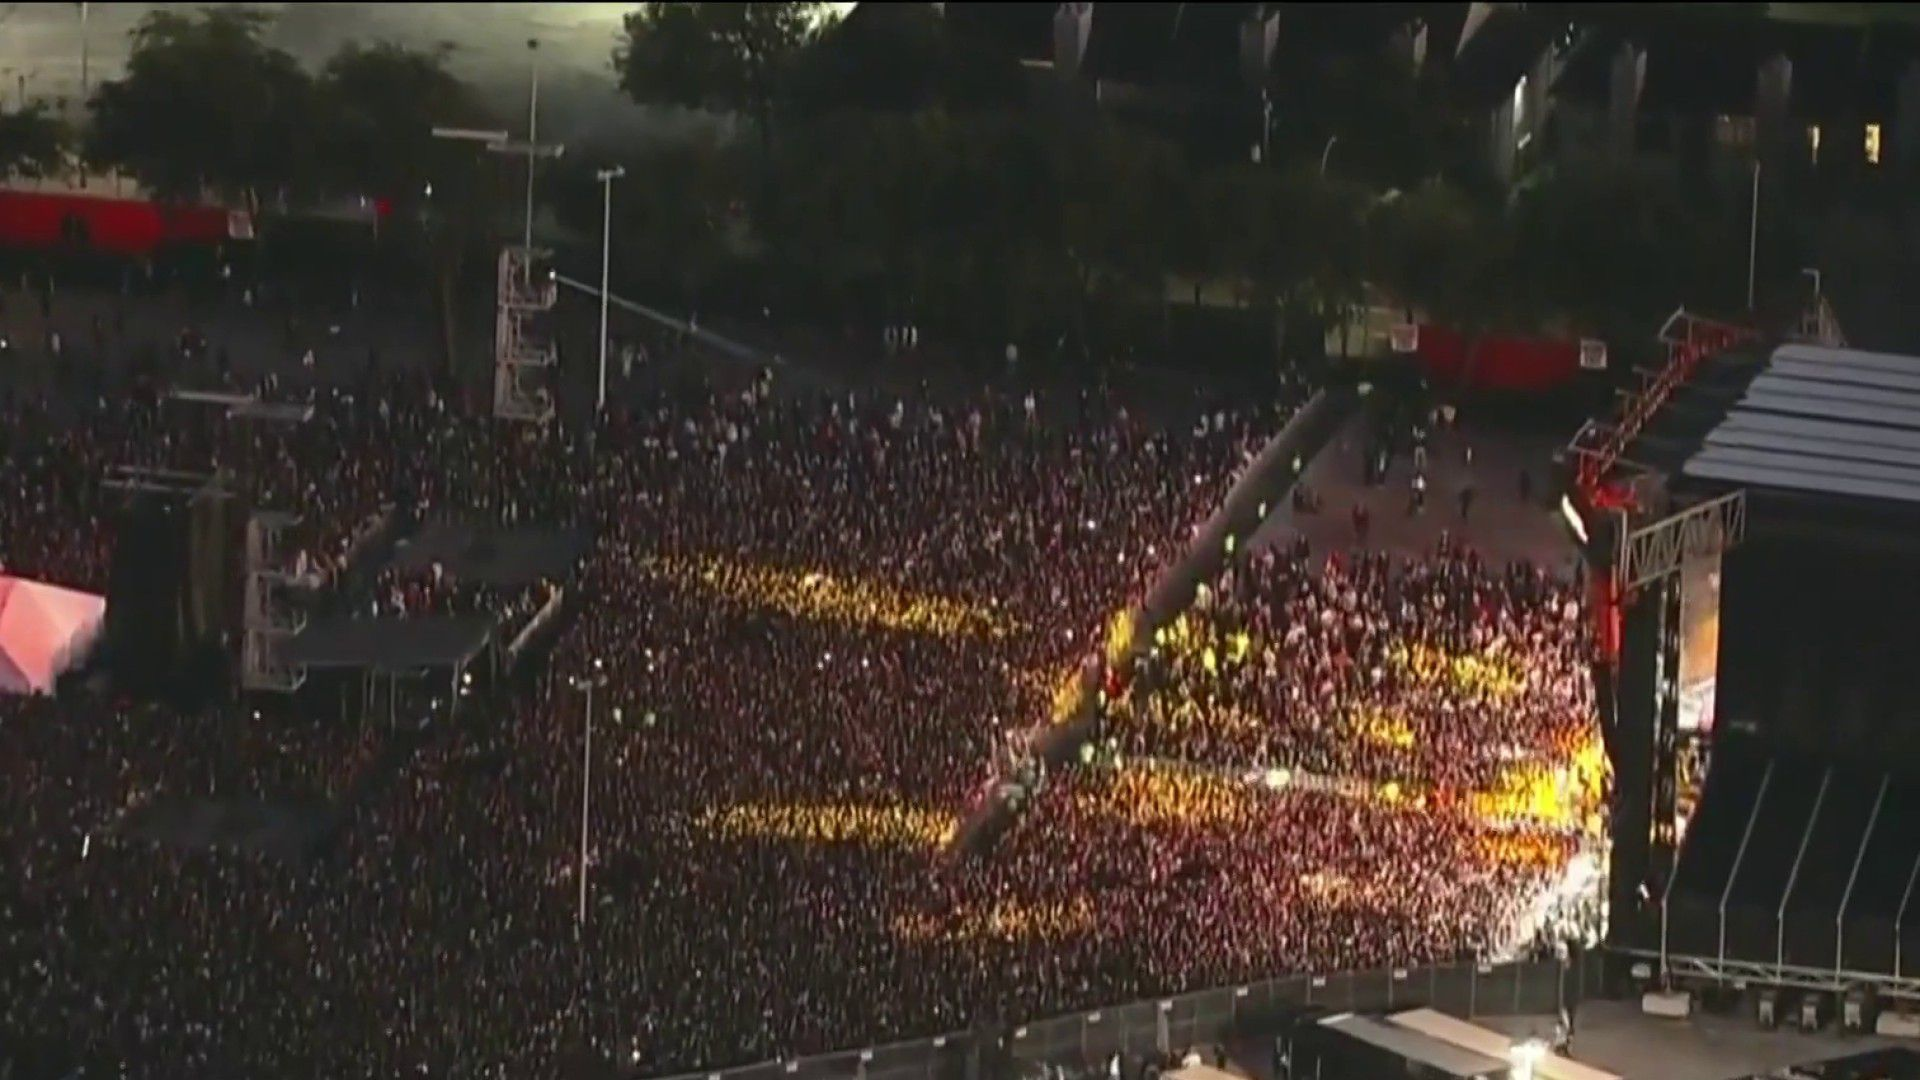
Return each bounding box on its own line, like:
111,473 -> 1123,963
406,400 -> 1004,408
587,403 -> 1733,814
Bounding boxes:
0,190 -> 235,256
1415,324 -> 1584,393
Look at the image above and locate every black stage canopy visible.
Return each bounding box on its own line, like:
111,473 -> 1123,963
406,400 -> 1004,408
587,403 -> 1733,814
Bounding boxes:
388,521 -> 587,587
281,615 -> 492,670
1629,342 -> 1920,548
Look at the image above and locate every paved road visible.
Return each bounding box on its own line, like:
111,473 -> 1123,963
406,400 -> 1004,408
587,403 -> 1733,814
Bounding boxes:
1485,999 -> 1899,1080
0,274 -> 439,401
1256,410 -> 1581,577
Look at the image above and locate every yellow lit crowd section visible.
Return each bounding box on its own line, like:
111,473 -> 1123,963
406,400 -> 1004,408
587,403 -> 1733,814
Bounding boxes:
1346,706 -> 1416,750
1389,642 -> 1527,701
1075,763 -> 1253,829
892,896 -> 1096,944
1464,736 -> 1609,835
696,800 -> 953,849
641,553 -> 1018,639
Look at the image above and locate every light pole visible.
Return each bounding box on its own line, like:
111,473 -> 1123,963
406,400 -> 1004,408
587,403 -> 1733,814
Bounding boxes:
1319,134 -> 1340,177
568,658 -> 607,929
595,166 -> 626,414
524,39 -> 540,255
429,125 -> 565,255
78,3 -> 89,101
1258,88 -> 1272,164
1746,158 -> 1761,312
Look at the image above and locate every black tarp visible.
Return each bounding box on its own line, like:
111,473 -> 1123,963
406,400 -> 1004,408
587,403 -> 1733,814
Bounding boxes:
281,615 -> 492,670
388,522 -> 587,587
1664,734 -> 1920,978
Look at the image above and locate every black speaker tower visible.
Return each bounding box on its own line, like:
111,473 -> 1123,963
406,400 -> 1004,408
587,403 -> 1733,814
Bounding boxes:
102,466 -> 241,703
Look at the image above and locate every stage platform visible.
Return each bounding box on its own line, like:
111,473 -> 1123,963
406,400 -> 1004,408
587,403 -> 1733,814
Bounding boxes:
281,615 -> 493,672
388,521 -> 588,586
1609,340 -> 1920,999
1481,1001 -> 1904,1080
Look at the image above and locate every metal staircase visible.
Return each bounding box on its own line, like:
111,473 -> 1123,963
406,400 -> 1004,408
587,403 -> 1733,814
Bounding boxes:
494,246 -> 558,422
241,511 -> 307,693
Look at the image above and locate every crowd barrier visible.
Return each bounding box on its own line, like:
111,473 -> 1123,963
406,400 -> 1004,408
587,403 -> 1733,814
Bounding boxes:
506,583 -> 568,664
948,386 -> 1359,856
651,954 -> 1602,1080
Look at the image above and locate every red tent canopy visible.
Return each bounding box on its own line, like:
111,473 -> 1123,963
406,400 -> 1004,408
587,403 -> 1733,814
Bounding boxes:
0,574 -> 106,694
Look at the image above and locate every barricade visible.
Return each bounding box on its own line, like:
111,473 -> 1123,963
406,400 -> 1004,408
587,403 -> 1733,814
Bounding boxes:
649,953 -> 1603,1080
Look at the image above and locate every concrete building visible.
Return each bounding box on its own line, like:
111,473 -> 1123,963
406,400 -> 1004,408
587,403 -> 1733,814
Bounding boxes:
938,3 -> 1920,182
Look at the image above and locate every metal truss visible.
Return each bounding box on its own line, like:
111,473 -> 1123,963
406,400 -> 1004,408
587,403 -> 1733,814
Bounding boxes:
1616,946 -> 1920,1002
1618,490 -> 1747,592
1794,294 -> 1847,349
1567,308 -> 1756,509
493,246 -> 557,423
242,511 -> 307,693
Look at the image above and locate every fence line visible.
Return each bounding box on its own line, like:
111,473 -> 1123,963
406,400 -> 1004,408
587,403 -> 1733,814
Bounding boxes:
651,953 -> 1601,1080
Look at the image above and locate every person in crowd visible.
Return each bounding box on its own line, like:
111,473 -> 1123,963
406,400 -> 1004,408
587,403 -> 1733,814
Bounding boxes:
0,287 -> 1592,1079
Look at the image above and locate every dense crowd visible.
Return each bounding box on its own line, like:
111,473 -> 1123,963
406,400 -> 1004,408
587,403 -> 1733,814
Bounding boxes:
1112,538 -> 1594,791
0,295 -> 1599,1080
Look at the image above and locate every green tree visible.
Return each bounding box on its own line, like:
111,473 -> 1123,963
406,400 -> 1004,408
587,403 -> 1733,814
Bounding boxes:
562,135 -> 747,313
1364,180 -> 1497,326
315,41 -> 493,216
1056,123 -> 1187,360
782,2 -> 1024,118
312,41 -> 499,383
613,2 -> 830,153
0,104 -> 68,178
86,7 -> 315,208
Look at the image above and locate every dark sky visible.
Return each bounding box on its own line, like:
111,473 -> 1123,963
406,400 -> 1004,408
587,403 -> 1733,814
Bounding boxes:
0,2 -> 766,147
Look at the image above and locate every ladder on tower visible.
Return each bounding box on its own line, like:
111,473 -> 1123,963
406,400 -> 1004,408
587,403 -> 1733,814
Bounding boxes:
494,246 -> 558,423
242,511 -> 308,693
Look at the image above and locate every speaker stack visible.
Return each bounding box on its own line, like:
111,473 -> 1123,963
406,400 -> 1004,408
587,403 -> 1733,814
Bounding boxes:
102,467 -> 240,701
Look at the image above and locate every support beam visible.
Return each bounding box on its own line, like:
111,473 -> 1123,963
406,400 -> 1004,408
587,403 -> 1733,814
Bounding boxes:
1053,2 -> 1094,82
1618,491 -> 1747,593
1607,42 -> 1647,168
1619,947 -> 1920,1002
1238,8 -> 1279,92
1835,777 -> 1888,977
1896,62 -> 1920,173
1756,52 -> 1795,167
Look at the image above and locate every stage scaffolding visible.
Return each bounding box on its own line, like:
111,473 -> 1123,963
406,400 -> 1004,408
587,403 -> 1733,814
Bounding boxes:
242,511 -> 308,693
494,245 -> 558,423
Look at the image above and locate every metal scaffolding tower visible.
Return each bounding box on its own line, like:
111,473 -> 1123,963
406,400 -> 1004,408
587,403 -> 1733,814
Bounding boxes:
494,246 -> 558,423
242,511 -> 307,692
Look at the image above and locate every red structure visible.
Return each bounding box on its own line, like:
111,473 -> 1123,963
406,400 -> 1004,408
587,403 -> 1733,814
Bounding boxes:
0,187 -> 243,256
1564,308 -> 1756,667
1414,324 -> 1585,393
1568,310 -> 1756,512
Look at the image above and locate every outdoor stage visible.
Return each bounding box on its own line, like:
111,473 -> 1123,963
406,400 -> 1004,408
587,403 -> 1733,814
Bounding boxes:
1582,336 -> 1920,1004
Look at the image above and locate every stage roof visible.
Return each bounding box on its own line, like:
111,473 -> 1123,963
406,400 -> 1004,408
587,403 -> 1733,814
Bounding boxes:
1628,342 -> 1920,544
1388,1009 -> 1620,1080
0,575 -> 105,695
1318,1013 -> 1508,1077
388,521 -> 587,587
1685,344 -> 1920,502
281,616 -> 491,671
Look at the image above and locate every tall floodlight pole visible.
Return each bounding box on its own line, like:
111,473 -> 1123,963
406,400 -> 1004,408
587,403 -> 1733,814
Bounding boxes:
595,166 -> 626,414
524,39 -> 540,255
78,3 -> 89,101
569,658 -> 606,929
1746,159 -> 1760,312
579,675 -> 592,926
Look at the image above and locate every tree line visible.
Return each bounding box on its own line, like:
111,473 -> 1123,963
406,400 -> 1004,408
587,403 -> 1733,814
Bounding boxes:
0,3 -> 1789,374
590,2 -> 1766,370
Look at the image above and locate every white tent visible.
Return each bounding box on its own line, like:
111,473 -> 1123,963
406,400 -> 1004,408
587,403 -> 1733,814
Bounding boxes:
0,574 -> 106,694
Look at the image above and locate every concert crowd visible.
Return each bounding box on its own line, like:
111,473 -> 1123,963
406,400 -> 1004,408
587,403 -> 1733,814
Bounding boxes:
1110,539 -> 1594,791
0,297 -> 1597,1079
